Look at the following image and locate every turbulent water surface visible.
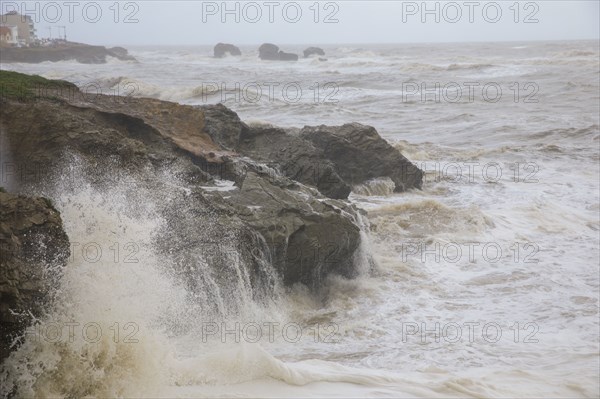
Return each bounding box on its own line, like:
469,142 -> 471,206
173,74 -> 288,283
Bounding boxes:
1,41 -> 599,397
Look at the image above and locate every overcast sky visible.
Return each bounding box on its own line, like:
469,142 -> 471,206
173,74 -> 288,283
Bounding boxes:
2,1 -> 599,45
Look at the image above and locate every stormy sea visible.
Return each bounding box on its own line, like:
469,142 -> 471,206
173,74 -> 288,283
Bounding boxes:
1,40 -> 599,397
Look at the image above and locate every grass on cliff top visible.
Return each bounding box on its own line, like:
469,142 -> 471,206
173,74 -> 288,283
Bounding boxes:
0,70 -> 77,101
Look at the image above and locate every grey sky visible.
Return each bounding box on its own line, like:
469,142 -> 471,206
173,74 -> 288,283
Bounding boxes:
3,1 -> 599,45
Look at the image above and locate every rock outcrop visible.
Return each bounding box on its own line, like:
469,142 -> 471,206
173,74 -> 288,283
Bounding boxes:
228,170 -> 361,285
278,51 -> 298,61
196,104 -> 423,198
0,191 -> 70,362
304,47 -> 325,58
108,46 -> 132,59
235,124 -> 351,199
0,42 -> 137,64
214,43 -> 242,58
0,70 -> 424,361
197,105 -> 351,198
0,72 -> 373,295
258,43 -> 298,61
300,123 -> 424,192
258,43 -> 280,60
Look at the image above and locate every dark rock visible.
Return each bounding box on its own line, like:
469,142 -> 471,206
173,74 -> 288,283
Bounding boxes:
200,103 -> 248,150
0,94 -> 225,189
300,123 -> 423,192
236,124 -> 351,199
1,42 -> 137,64
214,43 -> 242,58
107,47 -> 135,61
304,47 -> 325,58
198,105 -> 350,198
1,77 -> 368,296
226,169 -> 361,286
258,43 -> 297,61
0,191 -> 70,362
198,105 -> 421,198
278,51 -> 298,61
258,43 -> 280,60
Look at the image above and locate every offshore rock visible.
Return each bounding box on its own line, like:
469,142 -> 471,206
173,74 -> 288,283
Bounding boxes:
258,43 -> 280,60
303,47 -> 325,58
258,43 -> 298,61
214,43 -> 242,58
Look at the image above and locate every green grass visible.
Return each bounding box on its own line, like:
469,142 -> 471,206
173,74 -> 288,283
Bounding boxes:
0,70 -> 77,101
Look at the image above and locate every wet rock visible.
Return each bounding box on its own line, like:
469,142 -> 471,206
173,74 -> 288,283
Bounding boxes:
107,46 -> 136,61
304,47 -> 325,58
258,43 -> 280,60
1,72 -> 368,295
235,124 -> 351,199
198,105 -> 422,198
1,42 -> 137,64
0,191 -> 70,361
214,43 -> 242,58
278,51 -> 298,61
200,103 -> 248,150
300,123 -> 423,192
225,169 -> 361,286
258,43 -> 298,61
198,105 -> 350,198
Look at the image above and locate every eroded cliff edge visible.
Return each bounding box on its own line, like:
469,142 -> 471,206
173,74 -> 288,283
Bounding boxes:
0,190 -> 70,361
0,71 -> 423,359
0,43 -> 136,64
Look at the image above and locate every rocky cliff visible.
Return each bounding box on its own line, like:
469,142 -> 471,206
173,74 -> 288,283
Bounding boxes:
0,191 -> 70,361
0,71 -> 422,358
0,43 -> 137,64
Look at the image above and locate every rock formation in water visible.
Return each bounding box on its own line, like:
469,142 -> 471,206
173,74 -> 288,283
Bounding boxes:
201,104 -> 422,197
0,190 -> 70,362
300,124 -> 423,192
258,43 -> 280,60
201,105 -> 351,199
278,51 -> 298,61
214,43 -> 242,58
0,71 -> 422,356
303,47 -> 325,58
258,43 -> 298,61
0,42 -> 137,64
